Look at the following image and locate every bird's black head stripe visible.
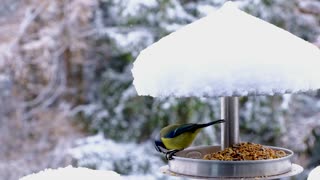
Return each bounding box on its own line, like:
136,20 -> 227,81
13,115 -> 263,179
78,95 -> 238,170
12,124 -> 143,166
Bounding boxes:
154,139 -> 166,153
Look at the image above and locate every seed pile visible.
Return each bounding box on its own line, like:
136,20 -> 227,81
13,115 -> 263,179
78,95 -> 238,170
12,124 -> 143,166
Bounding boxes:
203,142 -> 287,161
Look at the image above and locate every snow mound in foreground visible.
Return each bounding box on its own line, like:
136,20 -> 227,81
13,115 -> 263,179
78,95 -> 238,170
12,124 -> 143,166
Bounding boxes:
132,1 -> 320,98
20,166 -> 121,180
308,166 -> 320,180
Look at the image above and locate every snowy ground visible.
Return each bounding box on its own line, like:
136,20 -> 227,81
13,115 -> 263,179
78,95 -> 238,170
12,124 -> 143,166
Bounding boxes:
20,166 -> 122,180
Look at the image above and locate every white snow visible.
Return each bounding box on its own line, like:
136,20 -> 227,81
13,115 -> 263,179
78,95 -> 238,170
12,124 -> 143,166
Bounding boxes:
196,4 -> 218,16
308,166 -> 320,180
19,166 -> 121,180
131,1 -> 320,98
105,28 -> 154,57
299,0 -> 320,15
121,0 -> 158,17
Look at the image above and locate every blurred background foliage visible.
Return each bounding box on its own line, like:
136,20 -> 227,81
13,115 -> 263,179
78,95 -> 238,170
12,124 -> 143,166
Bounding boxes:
0,0 -> 319,179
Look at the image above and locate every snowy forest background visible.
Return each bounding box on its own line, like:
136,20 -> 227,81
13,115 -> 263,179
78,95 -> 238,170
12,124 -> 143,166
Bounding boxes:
0,0 -> 320,179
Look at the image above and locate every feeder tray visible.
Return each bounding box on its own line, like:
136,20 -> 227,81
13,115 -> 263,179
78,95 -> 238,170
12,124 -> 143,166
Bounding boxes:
165,145 -> 302,179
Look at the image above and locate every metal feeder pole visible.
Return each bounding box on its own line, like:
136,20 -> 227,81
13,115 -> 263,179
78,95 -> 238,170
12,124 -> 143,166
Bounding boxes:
221,97 -> 240,149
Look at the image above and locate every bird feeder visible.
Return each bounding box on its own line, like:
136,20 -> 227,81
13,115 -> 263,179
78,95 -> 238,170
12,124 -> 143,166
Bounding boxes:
132,1 -> 320,179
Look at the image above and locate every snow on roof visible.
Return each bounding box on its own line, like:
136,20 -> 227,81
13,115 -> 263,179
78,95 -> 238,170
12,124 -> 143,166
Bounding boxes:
131,1 -> 320,98
20,166 -> 121,180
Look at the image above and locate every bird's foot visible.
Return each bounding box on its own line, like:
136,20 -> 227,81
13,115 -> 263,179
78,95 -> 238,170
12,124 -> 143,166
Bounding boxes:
165,149 -> 180,160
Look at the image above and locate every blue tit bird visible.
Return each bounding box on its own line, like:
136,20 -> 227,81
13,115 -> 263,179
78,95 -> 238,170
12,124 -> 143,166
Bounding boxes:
154,119 -> 225,160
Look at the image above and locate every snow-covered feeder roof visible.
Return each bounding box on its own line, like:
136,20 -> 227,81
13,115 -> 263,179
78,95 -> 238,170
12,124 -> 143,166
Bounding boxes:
132,2 -> 320,98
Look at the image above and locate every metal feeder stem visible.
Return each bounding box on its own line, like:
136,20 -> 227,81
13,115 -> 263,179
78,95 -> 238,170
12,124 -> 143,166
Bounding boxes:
221,97 -> 240,149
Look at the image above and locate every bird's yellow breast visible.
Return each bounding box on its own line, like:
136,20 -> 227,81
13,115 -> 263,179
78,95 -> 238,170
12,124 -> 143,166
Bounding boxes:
161,129 -> 200,150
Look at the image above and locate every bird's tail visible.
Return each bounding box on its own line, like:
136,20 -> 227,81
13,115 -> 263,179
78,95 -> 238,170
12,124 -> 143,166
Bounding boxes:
196,119 -> 225,129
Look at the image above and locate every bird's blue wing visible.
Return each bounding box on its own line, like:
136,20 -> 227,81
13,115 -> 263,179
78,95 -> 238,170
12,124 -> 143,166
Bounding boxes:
164,123 -> 198,138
